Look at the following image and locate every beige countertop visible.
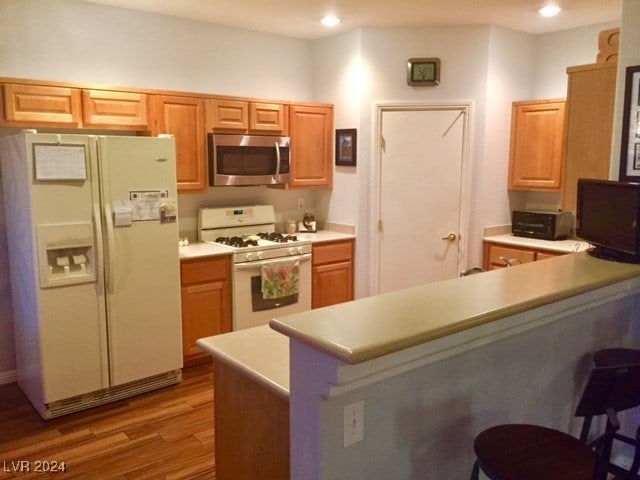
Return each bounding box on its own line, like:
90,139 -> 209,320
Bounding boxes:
178,241 -> 232,259
297,230 -> 355,243
484,234 -> 590,253
197,325 -> 290,398
270,252 -> 640,365
179,229 -> 355,260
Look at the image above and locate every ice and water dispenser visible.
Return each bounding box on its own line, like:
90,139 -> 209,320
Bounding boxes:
36,223 -> 96,288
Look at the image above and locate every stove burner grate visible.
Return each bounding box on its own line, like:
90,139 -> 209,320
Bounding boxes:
215,236 -> 258,248
257,232 -> 298,243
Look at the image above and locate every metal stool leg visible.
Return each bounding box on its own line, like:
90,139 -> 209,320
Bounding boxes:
470,460 -> 480,480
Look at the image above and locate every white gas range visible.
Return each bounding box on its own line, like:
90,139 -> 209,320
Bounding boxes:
198,205 -> 312,331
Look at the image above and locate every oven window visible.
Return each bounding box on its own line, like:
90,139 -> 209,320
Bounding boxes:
250,276 -> 297,311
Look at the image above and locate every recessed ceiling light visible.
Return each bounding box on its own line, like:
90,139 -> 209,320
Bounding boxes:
321,15 -> 341,27
538,4 -> 562,17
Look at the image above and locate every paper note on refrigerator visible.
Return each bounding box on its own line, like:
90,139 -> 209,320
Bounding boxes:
129,190 -> 169,221
33,144 -> 87,180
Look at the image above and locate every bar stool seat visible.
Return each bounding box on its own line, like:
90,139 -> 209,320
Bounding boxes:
593,348 -> 640,367
470,364 -> 640,480
472,424 -> 595,480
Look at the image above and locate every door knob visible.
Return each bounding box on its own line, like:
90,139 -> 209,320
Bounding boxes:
441,232 -> 457,241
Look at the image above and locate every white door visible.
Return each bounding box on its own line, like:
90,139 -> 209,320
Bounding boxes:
377,105 -> 468,294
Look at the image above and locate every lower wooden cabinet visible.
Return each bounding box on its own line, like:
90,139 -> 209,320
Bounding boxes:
312,239 -> 354,309
483,241 -> 564,270
180,255 -> 231,365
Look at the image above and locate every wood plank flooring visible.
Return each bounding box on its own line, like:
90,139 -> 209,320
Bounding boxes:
0,362 -> 215,479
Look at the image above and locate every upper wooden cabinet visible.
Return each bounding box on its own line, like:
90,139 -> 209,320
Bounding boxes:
508,99 -> 566,191
561,63 -> 617,212
207,99 -> 288,134
154,95 -> 207,193
82,89 -> 150,130
0,83 -> 151,130
1,77 -> 334,191
207,99 -> 248,131
288,104 -> 334,189
1,83 -> 81,127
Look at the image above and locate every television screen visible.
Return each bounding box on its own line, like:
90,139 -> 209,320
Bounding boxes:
576,179 -> 640,262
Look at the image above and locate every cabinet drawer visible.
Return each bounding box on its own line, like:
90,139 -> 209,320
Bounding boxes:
488,245 -> 536,267
313,240 -> 353,265
181,256 -> 230,285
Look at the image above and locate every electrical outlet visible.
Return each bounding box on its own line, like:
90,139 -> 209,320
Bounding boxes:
343,401 -> 364,447
297,198 -> 304,210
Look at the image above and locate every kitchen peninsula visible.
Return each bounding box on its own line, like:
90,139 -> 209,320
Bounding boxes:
198,252 -> 640,479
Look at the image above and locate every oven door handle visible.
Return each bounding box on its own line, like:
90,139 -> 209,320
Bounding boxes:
234,253 -> 312,270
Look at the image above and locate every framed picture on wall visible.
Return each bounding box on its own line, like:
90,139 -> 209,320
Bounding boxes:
335,129 -> 357,166
619,65 -> 640,181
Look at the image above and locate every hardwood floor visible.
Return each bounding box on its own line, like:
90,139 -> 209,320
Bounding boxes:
0,362 -> 215,479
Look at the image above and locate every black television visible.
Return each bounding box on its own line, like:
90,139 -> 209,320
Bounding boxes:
576,178 -> 640,263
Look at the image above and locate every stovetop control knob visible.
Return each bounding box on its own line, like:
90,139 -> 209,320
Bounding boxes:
256,251 -> 264,260
246,252 -> 256,261
289,247 -> 304,255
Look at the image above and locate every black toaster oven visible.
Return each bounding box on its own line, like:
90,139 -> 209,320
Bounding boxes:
511,210 -> 573,240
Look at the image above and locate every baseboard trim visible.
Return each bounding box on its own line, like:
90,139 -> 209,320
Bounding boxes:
0,369 -> 16,385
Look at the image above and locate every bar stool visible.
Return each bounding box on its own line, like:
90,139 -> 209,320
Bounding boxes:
585,348 -> 640,480
470,363 -> 640,480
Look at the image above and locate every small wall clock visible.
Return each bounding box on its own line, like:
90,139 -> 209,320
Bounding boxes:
407,58 -> 440,86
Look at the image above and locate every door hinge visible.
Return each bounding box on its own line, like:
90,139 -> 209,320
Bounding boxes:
378,219 -> 383,232
380,134 -> 386,153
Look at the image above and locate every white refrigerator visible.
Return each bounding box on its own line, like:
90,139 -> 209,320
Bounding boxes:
0,132 -> 183,418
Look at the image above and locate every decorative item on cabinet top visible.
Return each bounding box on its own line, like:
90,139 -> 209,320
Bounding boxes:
335,128 -> 357,166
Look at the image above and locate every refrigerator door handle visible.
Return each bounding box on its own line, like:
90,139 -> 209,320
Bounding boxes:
93,203 -> 105,294
104,203 -> 116,294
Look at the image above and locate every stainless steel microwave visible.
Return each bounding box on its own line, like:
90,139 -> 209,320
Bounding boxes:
208,133 -> 290,186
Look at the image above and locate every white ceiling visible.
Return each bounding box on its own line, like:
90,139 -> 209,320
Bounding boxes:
81,0 -> 622,40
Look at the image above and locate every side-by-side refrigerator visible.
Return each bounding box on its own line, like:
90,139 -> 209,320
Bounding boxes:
0,132 -> 183,418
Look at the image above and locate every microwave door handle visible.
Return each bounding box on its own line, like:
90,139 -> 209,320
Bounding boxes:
274,142 -> 281,183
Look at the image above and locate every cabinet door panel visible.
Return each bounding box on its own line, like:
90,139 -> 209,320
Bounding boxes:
562,64 -> 616,212
181,281 -> 229,360
155,95 -> 207,193
312,261 -> 353,309
508,100 -> 565,190
289,105 -> 333,188
82,89 -> 149,129
208,99 -> 249,132
2,83 -> 81,126
250,102 -> 288,134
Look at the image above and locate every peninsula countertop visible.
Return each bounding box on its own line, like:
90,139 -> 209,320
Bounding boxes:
269,252 -> 640,365
197,325 -> 290,397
